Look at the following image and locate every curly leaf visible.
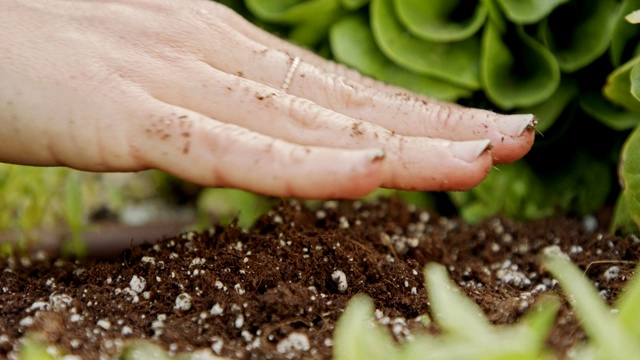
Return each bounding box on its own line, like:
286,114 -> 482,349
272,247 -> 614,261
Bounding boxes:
245,0 -> 341,25
611,0 -> 640,66
495,0 -> 569,24
393,0 -> 487,42
481,22 -> 560,109
518,76 -> 578,132
330,15 -> 472,101
580,91 -> 640,131
341,0 -> 369,10
448,162 -> 554,223
621,125 -> 640,229
370,0 -> 481,89
604,56 -> 640,113
481,0 -> 507,31
542,0 -> 619,73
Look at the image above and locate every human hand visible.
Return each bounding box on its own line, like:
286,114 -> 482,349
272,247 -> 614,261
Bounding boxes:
0,0 -> 535,199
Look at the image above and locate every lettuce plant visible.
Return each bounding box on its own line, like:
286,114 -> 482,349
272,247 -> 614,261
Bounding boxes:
244,0 -> 640,231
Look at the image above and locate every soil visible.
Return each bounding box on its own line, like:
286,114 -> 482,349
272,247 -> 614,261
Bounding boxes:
1,197 -> 638,359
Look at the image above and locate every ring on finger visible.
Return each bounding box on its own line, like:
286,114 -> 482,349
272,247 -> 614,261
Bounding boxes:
281,56 -> 301,93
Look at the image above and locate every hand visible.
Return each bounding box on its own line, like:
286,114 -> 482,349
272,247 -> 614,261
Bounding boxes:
0,0 -> 535,199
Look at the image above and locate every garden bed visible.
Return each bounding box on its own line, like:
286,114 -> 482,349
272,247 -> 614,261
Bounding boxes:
0,197 -> 638,359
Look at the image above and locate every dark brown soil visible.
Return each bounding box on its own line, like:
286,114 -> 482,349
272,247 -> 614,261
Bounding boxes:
1,197 -> 638,359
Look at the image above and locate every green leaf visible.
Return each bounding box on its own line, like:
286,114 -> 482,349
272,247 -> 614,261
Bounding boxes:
197,189 -> 272,228
245,0 -> 341,25
518,77 -> 578,132
449,162 -> 556,223
541,0 -> 620,73
604,56 -> 640,113
424,263 -> 492,339
632,61 -> 640,102
543,254 -> 640,358
481,22 -> 560,109
580,91 -> 640,131
329,15 -> 472,101
120,341 -> 172,360
495,0 -> 568,24
544,153 -> 613,216
288,14 -> 339,47
481,0 -> 507,32
620,125 -> 640,229
370,0 -> 481,89
610,192 -> 639,234
18,336 -> 58,360
341,0 -> 369,10
611,0 -> 640,66
393,0 -> 487,42
616,261 -> 640,340
333,294 -> 398,360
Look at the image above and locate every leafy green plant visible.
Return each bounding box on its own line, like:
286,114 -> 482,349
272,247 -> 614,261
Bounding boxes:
334,262 -> 559,360
334,254 -> 640,360
0,164 -> 77,252
243,0 -> 640,231
0,165 -> 199,257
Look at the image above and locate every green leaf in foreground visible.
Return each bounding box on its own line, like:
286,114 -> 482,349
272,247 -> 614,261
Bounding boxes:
333,294 -> 399,360
18,336 -> 59,360
370,0 -> 481,89
393,0 -> 487,42
620,125 -> 640,229
329,15 -> 472,101
494,0 -> 569,25
481,22 -> 560,109
334,263 -> 558,360
543,254 -> 640,359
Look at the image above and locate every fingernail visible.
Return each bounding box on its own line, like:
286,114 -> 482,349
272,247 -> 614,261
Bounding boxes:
496,114 -> 537,137
368,148 -> 386,162
448,139 -> 491,162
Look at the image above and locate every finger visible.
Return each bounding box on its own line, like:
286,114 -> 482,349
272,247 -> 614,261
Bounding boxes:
203,4 -> 535,163
127,100 -> 386,199
140,62 -> 493,191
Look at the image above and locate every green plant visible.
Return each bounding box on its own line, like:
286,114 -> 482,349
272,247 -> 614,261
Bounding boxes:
333,254 -> 640,360
0,165 -> 194,257
544,252 -> 640,358
242,0 -> 640,231
334,262 -> 559,360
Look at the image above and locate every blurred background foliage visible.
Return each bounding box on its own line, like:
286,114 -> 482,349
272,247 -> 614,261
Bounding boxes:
243,0 -> 640,231
3,0 -> 640,255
